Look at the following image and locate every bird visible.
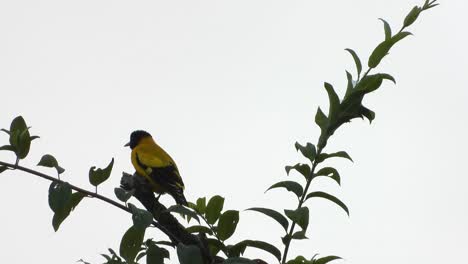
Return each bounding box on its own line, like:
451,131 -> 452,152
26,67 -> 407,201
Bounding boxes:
125,130 -> 187,206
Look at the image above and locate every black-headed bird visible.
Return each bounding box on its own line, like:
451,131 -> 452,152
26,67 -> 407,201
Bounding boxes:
125,130 -> 187,206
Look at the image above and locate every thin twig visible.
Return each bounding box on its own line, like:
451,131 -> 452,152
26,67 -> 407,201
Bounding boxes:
199,213 -> 229,257
281,147 -> 323,264
0,160 -> 169,237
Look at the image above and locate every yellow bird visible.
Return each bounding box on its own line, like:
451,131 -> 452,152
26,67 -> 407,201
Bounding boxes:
125,130 -> 187,206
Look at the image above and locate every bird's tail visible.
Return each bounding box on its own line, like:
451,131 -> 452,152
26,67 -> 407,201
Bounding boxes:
171,189 -> 188,206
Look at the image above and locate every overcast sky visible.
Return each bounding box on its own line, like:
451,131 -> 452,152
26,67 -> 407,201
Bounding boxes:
1,0 -> 466,264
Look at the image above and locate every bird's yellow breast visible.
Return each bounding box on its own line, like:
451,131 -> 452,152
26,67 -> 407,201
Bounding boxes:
130,136 -> 179,193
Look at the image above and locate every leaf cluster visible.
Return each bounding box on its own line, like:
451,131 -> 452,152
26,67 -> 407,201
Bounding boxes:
0,116 -> 39,161
48,182 -> 86,231
0,1 -> 438,264
248,1 -> 438,263
100,239 -> 171,264
287,255 -> 341,264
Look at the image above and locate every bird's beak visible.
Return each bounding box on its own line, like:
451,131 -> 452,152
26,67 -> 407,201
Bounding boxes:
124,142 -> 130,147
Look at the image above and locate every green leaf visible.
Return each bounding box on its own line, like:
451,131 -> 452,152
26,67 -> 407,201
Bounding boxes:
245,207 -> 289,232
223,257 -> 256,264
368,40 -> 392,68
228,242 -> 247,257
9,116 -> 27,134
128,203 -> 154,229
354,74 -> 384,94
368,31 -> 412,68
287,256 -> 311,264
205,195 -> 224,225
314,167 -> 341,185
316,151 -> 353,163
146,244 -> 169,264
315,107 -> 329,148
344,48 -> 362,77
177,243 -> 204,264
0,145 -> 15,152
231,240 -> 282,262
9,130 -> 20,148
344,71 -> 354,98
114,187 -> 134,203
136,252 -> 147,262
52,206 -> 71,231
196,197 -> 207,214
0,128 -> 10,135
281,235 -> 291,245
69,192 -> 86,211
48,182 -> 72,213
360,106 -> 376,123
392,31 -> 413,44
0,166 -> 7,174
37,154 -> 65,174
305,191 -> 349,216
49,188 -> 84,231
292,230 -> 308,240
16,128 -> 32,159
217,210 -> 240,241
120,226 -> 145,264
285,207 -> 309,231
403,6 -> 421,28
380,73 -> 396,84
101,254 -> 112,261
186,225 -> 213,235
423,0 -> 439,10
108,248 -> 120,258
89,158 -> 114,187
186,202 -> 198,223
324,82 -> 340,120
315,107 -> 328,132
6,117 -> 36,160
313,256 -> 342,264
207,238 -> 226,256
167,204 -> 200,224
340,73 -> 394,126
295,142 -> 316,162
266,181 -> 303,198
285,163 -> 311,179
48,182 -> 73,231
379,18 -> 392,40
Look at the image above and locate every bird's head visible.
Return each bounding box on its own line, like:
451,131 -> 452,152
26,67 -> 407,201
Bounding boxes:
125,130 -> 152,149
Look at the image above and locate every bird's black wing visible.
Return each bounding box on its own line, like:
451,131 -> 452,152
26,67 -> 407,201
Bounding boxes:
135,153 -> 187,205
149,166 -> 187,205
149,165 -> 184,189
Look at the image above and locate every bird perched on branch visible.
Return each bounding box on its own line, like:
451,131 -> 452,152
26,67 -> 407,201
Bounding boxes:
125,130 -> 187,206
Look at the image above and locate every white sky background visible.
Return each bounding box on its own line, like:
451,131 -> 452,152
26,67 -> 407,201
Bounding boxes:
0,0 -> 466,263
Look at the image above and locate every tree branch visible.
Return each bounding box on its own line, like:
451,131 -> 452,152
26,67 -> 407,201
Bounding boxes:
0,161 -> 170,240
120,172 -> 214,264
0,160 -> 216,263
